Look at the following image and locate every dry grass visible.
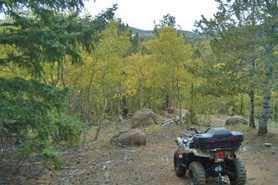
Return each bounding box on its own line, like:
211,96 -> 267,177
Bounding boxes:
145,124 -> 163,136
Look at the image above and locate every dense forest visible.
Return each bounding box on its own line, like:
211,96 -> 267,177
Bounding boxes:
1,0 -> 278,173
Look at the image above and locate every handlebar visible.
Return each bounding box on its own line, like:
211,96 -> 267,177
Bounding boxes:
186,126 -> 213,134
186,127 -> 200,134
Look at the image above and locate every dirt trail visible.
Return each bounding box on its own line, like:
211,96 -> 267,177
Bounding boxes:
1,123 -> 278,185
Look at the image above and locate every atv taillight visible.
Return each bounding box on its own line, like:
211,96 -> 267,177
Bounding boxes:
231,137 -> 237,142
218,151 -> 225,157
209,139 -> 216,143
178,153 -> 183,159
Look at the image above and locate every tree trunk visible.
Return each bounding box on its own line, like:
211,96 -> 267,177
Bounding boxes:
165,94 -> 170,108
94,98 -> 107,141
258,58 -> 272,134
172,80 -> 176,123
122,97 -> 128,119
139,86 -> 143,110
202,95 -> 206,117
248,53 -> 256,128
258,0 -> 278,134
258,87 -> 271,134
177,81 -> 182,124
249,90 -> 255,128
95,75 -> 107,141
139,79 -> 145,110
86,59 -> 97,122
110,98 -> 117,130
273,93 -> 276,122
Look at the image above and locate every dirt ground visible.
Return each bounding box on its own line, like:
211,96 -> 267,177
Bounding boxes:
1,120 -> 278,185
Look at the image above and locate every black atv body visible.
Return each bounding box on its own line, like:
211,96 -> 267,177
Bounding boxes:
174,126 -> 246,185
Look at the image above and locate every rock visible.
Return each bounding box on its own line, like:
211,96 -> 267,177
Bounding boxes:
131,109 -> 159,128
111,129 -> 147,146
116,114 -> 124,123
162,111 -> 173,118
264,143 -> 272,147
165,107 -> 188,115
166,107 -> 175,114
225,115 -> 249,126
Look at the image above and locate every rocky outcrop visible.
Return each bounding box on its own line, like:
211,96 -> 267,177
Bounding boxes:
111,129 -> 147,146
225,115 -> 249,126
131,109 -> 159,128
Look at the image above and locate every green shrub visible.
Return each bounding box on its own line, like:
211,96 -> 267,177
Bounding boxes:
40,146 -> 64,170
47,112 -> 85,145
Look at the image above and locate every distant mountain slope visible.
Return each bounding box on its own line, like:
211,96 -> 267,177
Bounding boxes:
130,27 -> 154,34
129,27 -> 209,42
129,27 -> 156,40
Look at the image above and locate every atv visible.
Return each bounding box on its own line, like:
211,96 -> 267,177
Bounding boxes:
174,126 -> 246,185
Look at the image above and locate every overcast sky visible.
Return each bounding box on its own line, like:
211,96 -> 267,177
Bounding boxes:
84,0 -> 219,31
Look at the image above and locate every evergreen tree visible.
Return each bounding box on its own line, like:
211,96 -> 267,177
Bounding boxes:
0,0 -> 116,165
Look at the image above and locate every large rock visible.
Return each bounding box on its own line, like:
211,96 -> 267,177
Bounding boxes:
131,109 -> 159,128
165,107 -> 188,115
111,129 -> 147,146
225,115 -> 249,126
164,107 -> 188,119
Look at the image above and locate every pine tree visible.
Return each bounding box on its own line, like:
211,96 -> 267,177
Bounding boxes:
0,0 -> 116,165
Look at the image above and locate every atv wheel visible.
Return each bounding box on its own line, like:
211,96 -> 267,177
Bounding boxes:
228,158 -> 246,185
173,150 -> 186,177
188,161 -> 206,185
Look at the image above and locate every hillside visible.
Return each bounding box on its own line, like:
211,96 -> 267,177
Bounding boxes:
129,27 -> 209,42
2,118 -> 278,185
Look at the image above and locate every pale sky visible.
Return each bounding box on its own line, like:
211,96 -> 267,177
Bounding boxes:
84,0 -> 219,31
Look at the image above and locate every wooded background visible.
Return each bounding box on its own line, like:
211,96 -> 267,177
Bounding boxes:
1,0 -> 278,169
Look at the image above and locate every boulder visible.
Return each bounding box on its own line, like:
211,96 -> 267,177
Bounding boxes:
131,109 -> 159,128
165,107 -> 188,116
116,114 -> 124,123
225,115 -> 249,126
111,129 -> 147,146
162,111 -> 173,118
166,107 -> 175,114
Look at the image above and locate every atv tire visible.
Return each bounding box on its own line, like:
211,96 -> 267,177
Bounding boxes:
173,150 -> 186,177
228,158 -> 246,185
188,161 -> 206,185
